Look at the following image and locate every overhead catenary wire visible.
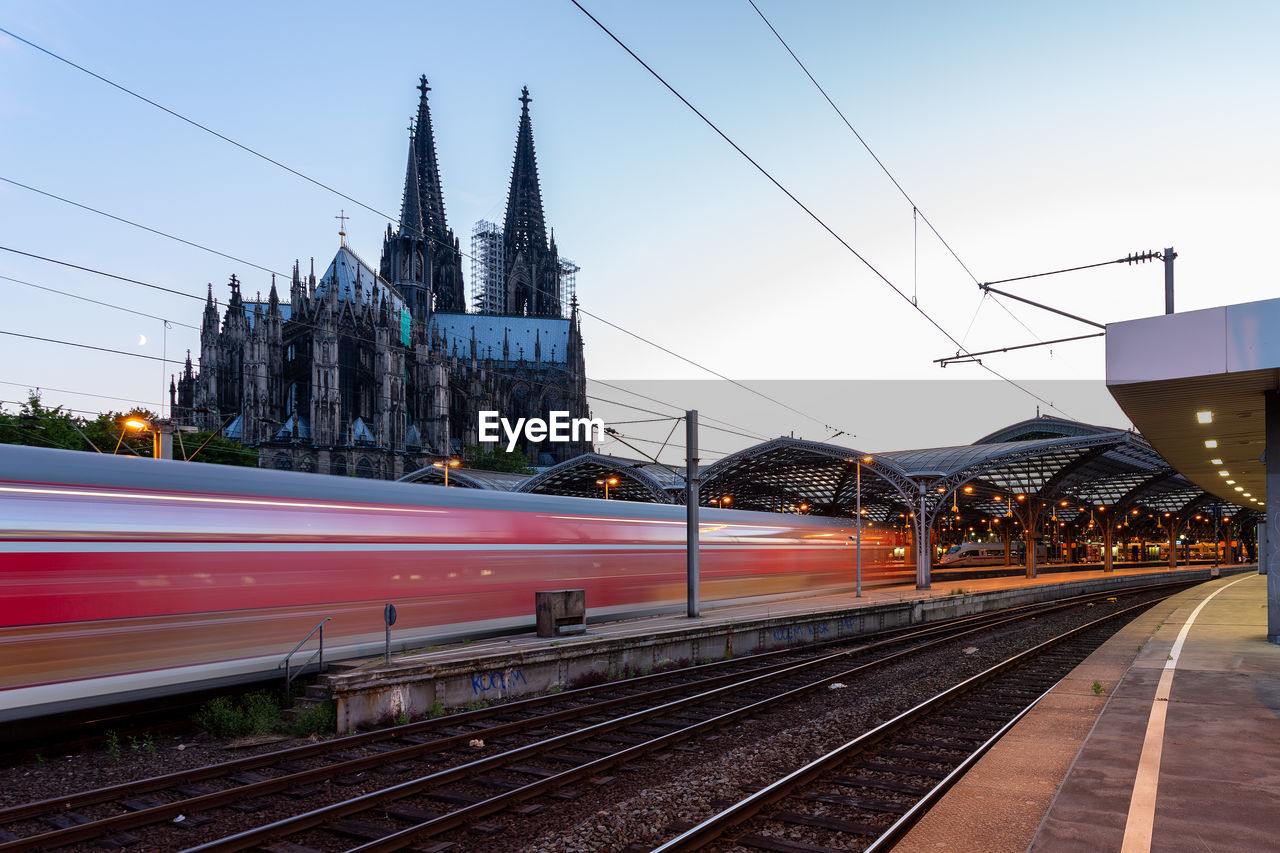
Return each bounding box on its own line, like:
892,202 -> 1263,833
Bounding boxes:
746,1 -> 1075,373
0,176 -> 288,279
0,30 -> 858,443
570,0 -> 1071,420
0,26 -> 397,229
0,273 -> 199,330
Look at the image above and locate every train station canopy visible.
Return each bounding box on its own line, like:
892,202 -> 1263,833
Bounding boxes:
491,415 -> 1250,537
514,452 -> 682,503
1106,295 -> 1277,642
1107,297 -> 1277,509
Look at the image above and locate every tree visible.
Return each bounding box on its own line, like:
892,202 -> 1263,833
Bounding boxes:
0,392 -> 258,466
462,444 -> 537,474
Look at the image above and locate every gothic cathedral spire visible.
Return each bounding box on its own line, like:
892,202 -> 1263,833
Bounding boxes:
381,75 -> 466,316
410,75 -> 448,242
502,87 -> 561,317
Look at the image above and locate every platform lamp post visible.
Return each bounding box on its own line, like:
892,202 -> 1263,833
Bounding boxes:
596,476 -> 619,500
853,455 -> 873,597
433,458 -> 460,486
113,417 -> 149,455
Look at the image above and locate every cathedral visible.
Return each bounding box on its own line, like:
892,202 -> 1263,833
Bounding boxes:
173,77 -> 591,478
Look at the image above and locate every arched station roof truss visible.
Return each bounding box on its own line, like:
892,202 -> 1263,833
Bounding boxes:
397,466 -> 528,491
400,415 -> 1254,587
514,452 -> 679,503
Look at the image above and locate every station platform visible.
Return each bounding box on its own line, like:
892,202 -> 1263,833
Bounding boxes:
323,561 -> 1234,734
898,570 -> 1279,852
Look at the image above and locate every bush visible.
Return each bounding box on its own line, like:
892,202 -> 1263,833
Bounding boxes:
195,692 -> 285,737
292,700 -> 336,737
195,696 -> 251,737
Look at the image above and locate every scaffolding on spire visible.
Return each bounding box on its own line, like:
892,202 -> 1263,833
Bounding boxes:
470,219 -> 504,314
558,257 -> 579,314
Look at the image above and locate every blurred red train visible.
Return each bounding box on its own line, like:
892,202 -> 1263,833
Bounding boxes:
0,444 -> 900,723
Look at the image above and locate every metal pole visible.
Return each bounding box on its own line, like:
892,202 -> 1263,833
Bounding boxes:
915,488 -> 931,590
1266,391 -> 1279,642
686,410 -> 700,618
1163,246 -> 1176,314
856,462 -> 862,597
1213,502 -> 1221,578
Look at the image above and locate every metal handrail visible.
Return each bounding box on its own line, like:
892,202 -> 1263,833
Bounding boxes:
279,617 -> 331,693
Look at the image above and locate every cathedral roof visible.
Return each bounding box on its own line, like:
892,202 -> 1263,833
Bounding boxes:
317,245 -> 407,315
431,312 -> 570,364
240,301 -> 292,328
274,414 -> 311,441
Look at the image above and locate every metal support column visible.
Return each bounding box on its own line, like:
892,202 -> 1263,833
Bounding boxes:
1258,520 -> 1268,576
1163,246 -> 1177,315
1104,522 -> 1113,573
1168,524 -> 1177,569
686,410 -> 700,618
915,489 -> 931,590
1266,391 -> 1280,643
1024,505 -> 1037,579
855,461 -> 863,597
1213,503 -> 1221,578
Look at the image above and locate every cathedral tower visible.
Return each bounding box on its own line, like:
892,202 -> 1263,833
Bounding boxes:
502,87 -> 561,317
379,76 -> 466,318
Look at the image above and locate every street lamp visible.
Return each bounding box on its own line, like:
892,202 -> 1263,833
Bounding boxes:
433,458 -> 460,486
713,494 -> 732,509
595,476 -> 619,500
113,417 -> 149,454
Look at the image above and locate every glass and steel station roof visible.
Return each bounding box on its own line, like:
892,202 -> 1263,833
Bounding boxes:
401,415 -> 1254,532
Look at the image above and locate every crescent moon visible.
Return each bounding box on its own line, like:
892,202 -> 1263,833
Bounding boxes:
138,334 -> 147,346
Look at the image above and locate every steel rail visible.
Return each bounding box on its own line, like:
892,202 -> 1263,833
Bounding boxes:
653,596 -> 1166,851
0,582 -> 1190,851
183,588 -> 1182,852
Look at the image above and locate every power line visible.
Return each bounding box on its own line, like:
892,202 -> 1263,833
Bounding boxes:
749,2 -> 1097,365
0,379 -> 165,409
570,0 -> 1071,420
0,272 -> 199,330
0,26 -> 397,229
0,176 -> 287,278
747,0 -> 981,287
0,330 -> 184,365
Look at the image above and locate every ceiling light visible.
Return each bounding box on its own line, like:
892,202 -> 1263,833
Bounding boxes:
1226,480 -> 1236,485
1243,492 -> 1252,497
1205,439 -> 1218,448
1235,486 -> 1244,492
1196,411 -> 1213,424
1219,470 -> 1230,476
1210,458 -> 1223,465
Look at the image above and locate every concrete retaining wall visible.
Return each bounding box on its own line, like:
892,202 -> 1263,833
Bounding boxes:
325,569 -> 1223,732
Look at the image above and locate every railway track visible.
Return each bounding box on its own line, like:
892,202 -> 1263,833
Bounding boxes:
653,599 -> 1157,852
0,582 -> 1186,852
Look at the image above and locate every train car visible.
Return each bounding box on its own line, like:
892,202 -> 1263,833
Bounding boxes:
0,444 -> 902,723
937,541 -> 1008,567
937,540 -> 1050,568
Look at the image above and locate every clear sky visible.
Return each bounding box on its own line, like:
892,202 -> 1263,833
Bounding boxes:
1,1 -> 1277,459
